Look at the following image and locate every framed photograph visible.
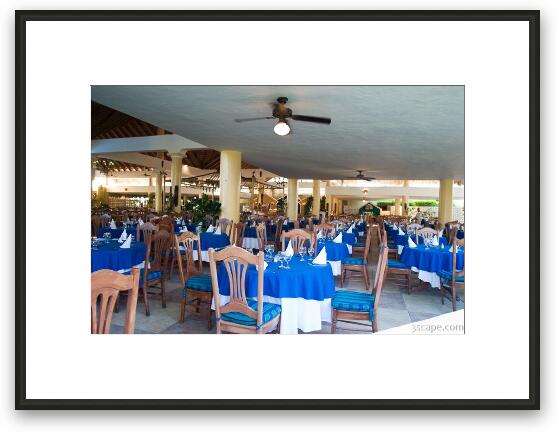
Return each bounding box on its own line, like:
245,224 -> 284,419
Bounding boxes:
15,10 -> 539,409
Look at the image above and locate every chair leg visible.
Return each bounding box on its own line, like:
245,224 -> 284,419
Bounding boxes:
406,272 -> 411,294
372,318 -> 378,333
207,298 -> 213,330
142,285 -> 150,316
331,309 -> 337,334
276,315 -> 281,334
114,293 -> 121,313
441,285 -> 445,305
160,278 -> 166,308
340,266 -> 345,287
363,266 -> 369,291
180,297 -> 186,322
451,285 -> 457,312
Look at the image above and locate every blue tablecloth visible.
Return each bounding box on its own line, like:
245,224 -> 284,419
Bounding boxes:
395,234 -> 448,248
199,233 -> 230,251
244,224 -> 276,240
457,230 -> 465,239
91,240 -> 146,272
399,245 -> 464,274
316,240 -> 350,261
216,256 -> 335,300
341,231 -> 357,246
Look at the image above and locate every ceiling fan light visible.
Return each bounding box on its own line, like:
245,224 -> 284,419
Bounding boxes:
273,121 -> 290,136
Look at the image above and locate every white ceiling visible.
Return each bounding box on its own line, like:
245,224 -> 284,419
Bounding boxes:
91,85 -> 464,180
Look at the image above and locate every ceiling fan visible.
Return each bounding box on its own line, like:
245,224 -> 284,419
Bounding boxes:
344,170 -> 376,181
234,96 -> 332,136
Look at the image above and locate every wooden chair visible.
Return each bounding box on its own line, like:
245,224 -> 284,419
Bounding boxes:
91,215 -> 101,237
121,230 -> 170,316
438,238 -> 465,311
281,229 -> 315,255
208,247 -> 281,334
91,268 -> 139,334
415,227 -> 437,243
340,227 -> 372,290
231,222 -> 246,247
316,223 -> 336,239
331,242 -> 389,333
175,231 -> 213,329
139,222 -> 156,242
352,226 -> 371,258
274,219 -> 285,252
255,223 -> 268,251
217,218 -> 233,236
384,236 -> 412,294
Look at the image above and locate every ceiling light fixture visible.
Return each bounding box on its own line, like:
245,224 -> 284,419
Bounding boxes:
273,120 -> 290,136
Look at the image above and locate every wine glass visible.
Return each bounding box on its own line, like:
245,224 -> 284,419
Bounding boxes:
299,246 -> 307,262
277,252 -> 285,269
284,254 -> 292,270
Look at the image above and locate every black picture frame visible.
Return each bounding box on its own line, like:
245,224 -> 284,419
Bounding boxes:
14,9 -> 540,410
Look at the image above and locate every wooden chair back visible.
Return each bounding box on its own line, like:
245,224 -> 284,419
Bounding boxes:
91,215 -> 101,237
140,222 -> 156,241
208,246 -> 265,333
217,218 -> 233,236
91,268 -> 139,334
452,238 -> 465,280
231,222 -> 246,247
281,229 -> 315,255
371,241 -> 389,317
274,219 -> 285,249
407,223 -> 421,232
317,223 -> 336,238
146,230 -> 171,279
416,227 -> 437,243
255,223 -> 267,250
175,231 -> 203,285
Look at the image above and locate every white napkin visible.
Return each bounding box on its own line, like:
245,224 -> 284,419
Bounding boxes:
118,229 -> 128,243
449,246 -> 453,252
438,230 -> 444,237
408,237 -> 417,248
398,227 -> 405,235
214,225 -> 222,235
316,230 -> 323,240
256,261 -> 269,271
333,232 -> 343,243
110,220 -> 117,229
251,221 -> 256,227
313,247 -> 327,264
284,241 -> 294,257
346,225 -> 353,234
180,225 -> 189,233
120,236 -> 132,249
206,225 -> 215,233
432,235 -> 439,246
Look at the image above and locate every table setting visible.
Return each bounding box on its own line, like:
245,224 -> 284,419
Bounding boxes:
91,233 -> 146,273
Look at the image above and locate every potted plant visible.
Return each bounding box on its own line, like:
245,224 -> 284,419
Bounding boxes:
183,194 -> 222,229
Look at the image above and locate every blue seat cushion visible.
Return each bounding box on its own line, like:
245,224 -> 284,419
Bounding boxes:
354,242 -> 365,247
387,259 -> 409,269
438,270 -> 465,283
123,269 -> 161,287
182,275 -> 213,294
221,299 -> 281,327
332,290 -> 375,320
342,256 -> 367,266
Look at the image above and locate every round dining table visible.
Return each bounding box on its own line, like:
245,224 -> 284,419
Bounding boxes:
214,256 -> 335,334
399,244 -> 464,288
91,239 -> 146,273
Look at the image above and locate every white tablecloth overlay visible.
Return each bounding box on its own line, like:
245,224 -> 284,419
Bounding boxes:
212,295 -> 332,335
242,237 -> 259,250
397,245 -> 442,289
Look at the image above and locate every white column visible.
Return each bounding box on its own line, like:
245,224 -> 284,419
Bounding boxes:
394,198 -> 402,216
312,180 -> 321,216
287,178 -> 298,220
219,150 -> 241,223
402,180 -> 409,216
438,179 -> 454,225
155,172 -> 163,212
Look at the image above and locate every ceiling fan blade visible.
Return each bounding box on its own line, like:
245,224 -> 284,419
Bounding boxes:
291,114 -> 332,124
234,116 -> 275,123
363,177 -> 376,181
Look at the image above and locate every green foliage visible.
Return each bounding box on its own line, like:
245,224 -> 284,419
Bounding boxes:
277,196 -> 287,213
91,197 -> 109,212
165,191 -> 175,213
409,200 -> 438,207
319,196 -> 326,212
304,196 -> 314,215
375,200 -> 395,207
183,194 -> 222,227
359,202 -> 380,215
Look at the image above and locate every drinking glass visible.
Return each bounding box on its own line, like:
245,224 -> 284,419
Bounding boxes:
299,246 -> 307,262
277,252 -> 285,269
284,254 -> 291,269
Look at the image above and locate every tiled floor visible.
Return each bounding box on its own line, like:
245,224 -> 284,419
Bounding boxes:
109,244 -> 464,334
